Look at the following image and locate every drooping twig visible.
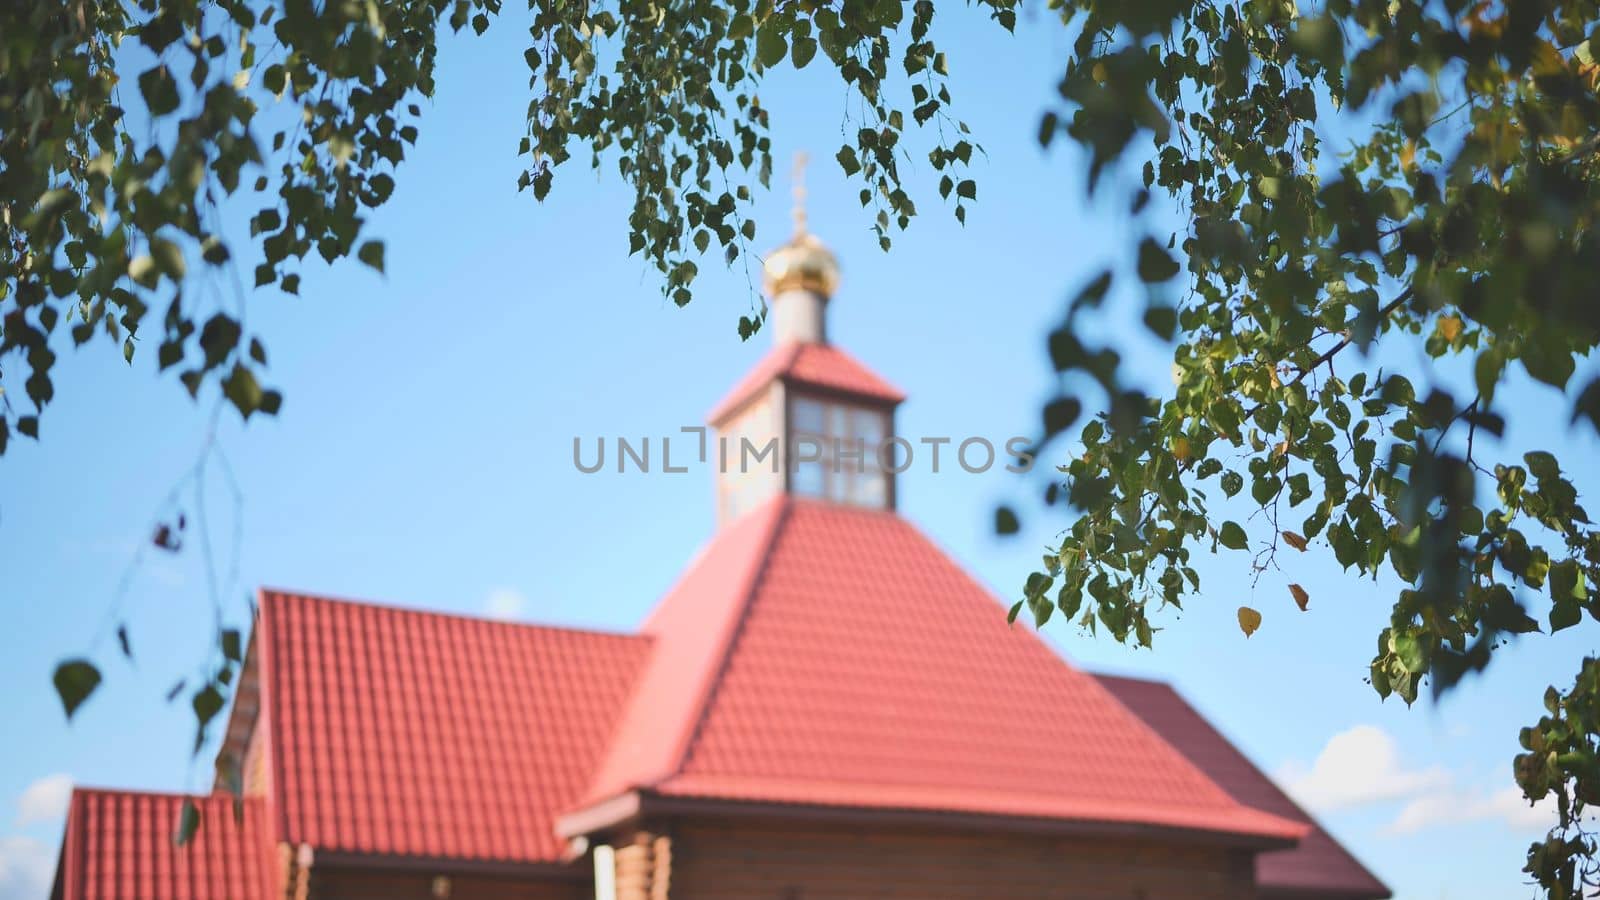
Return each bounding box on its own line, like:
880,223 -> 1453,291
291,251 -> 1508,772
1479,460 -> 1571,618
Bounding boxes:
1242,287 -> 1415,423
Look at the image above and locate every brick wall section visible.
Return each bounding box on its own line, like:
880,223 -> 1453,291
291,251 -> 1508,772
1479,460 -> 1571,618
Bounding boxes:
292,823 -> 1256,899
660,821 -> 1258,900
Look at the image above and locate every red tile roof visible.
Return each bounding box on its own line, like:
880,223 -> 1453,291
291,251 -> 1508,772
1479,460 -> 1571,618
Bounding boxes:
54,788 -> 277,900
258,590 -> 649,863
571,497 -> 1306,845
707,342 -> 905,423
1096,674 -> 1390,899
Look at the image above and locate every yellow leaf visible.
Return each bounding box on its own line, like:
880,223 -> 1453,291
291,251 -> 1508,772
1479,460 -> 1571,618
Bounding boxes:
1281,531 -> 1308,551
1172,436 -> 1191,461
1290,583 -> 1310,611
1439,314 -> 1462,342
1237,606 -> 1262,637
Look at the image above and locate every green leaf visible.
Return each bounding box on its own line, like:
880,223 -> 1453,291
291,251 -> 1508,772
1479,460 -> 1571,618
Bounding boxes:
1573,379 -> 1600,432
756,25 -> 788,67
1524,451 -> 1560,481
199,315 -> 241,369
1037,112 -> 1058,148
1393,632 -> 1427,672
995,505 -> 1020,535
222,364 -> 263,418
1136,238 -> 1180,282
1143,306 -> 1177,340
1042,396 -> 1082,439
835,145 -> 861,177
1522,331 -> 1575,389
174,799 -> 201,846
791,36 -> 817,68
53,659 -> 101,720
1251,475 -> 1282,505
357,240 -> 385,274
1551,600 -> 1582,633
1287,473 -> 1311,506
193,684 -> 225,729
221,629 -> 243,662
1219,521 -> 1248,550
138,65 -> 180,116
1551,559 -> 1587,606
200,236 -> 229,265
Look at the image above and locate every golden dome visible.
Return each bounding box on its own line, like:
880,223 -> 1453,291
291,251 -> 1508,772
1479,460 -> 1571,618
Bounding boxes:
762,150 -> 840,298
763,232 -> 840,298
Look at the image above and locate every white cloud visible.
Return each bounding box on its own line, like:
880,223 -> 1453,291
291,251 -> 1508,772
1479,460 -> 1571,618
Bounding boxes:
15,775 -> 70,829
484,587 -> 527,621
1276,724 -> 1450,813
0,835 -> 53,900
1279,725 -> 1559,838
1385,785 -> 1556,836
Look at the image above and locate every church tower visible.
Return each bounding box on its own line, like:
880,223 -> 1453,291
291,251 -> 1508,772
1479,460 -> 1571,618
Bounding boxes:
707,156 -> 906,523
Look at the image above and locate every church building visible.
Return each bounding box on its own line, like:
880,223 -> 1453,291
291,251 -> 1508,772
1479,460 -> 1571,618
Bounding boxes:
50,194 -> 1389,900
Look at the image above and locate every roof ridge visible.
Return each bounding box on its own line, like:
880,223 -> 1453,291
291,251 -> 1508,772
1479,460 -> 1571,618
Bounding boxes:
656,498 -> 792,784
66,785 -> 254,800
705,341 -> 904,424
257,587 -> 289,845
257,586 -> 642,641
570,495 -> 792,809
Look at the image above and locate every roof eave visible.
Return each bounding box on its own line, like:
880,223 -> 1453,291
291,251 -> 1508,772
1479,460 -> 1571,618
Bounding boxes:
557,789 -> 1303,852
1259,885 -> 1393,900
555,790 -> 645,840
781,375 -> 905,409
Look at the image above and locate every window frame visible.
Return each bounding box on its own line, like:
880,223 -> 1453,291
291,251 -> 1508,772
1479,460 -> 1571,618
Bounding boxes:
786,390 -> 895,510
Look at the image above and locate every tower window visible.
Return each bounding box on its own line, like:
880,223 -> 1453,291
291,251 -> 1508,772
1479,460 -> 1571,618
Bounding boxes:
789,395 -> 891,509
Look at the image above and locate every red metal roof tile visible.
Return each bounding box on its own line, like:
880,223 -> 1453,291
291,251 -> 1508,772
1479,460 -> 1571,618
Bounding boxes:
571,497 -> 1307,845
707,342 -> 905,423
1096,674 -> 1391,899
54,788 -> 277,900
258,590 -> 650,863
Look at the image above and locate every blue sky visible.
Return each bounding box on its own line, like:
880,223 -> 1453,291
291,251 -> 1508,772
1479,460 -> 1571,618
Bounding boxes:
2,7 -> 1595,900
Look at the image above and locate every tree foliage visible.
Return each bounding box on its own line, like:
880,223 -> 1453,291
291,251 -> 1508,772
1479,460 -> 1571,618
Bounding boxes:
1,0 -> 993,443
8,0 -> 1600,890
1009,0 -> 1600,893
